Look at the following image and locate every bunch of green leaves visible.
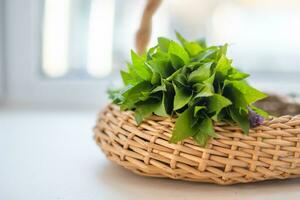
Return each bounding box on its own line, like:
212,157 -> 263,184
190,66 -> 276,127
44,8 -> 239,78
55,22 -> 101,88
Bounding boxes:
109,32 -> 268,146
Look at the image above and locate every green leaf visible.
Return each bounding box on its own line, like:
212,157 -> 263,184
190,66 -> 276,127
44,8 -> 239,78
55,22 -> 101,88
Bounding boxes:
250,105 -> 269,118
193,83 -> 205,92
176,32 -> 203,57
170,54 -> 185,69
170,107 -> 198,143
163,81 -> 174,114
107,88 -> 124,104
171,69 -> 189,87
203,73 -> 215,85
188,62 -> 212,83
153,92 -> 169,116
199,85 -> 214,97
223,81 -> 248,108
207,94 -> 232,120
228,68 -> 249,80
193,83 -> 214,98
193,117 -> 217,146
215,55 -> 232,80
146,59 -> 173,78
229,80 -> 267,104
166,68 -> 182,81
184,42 -> 203,57
146,45 -> 158,60
168,41 -> 190,65
194,106 -> 206,117
195,38 -> 207,48
124,63 -> 143,85
134,100 -> 160,124
193,131 -> 210,147
175,31 -> 188,44
193,47 -> 218,62
121,70 -> 135,85
131,50 -> 152,81
152,84 -> 167,93
151,72 -> 161,85
219,44 -> 228,57
121,81 -> 153,109
230,107 -> 250,134
173,83 -> 193,110
158,37 -> 170,52
192,71 -> 215,99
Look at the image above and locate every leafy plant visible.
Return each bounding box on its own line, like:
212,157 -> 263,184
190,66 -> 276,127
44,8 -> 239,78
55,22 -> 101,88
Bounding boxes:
108,32 -> 268,146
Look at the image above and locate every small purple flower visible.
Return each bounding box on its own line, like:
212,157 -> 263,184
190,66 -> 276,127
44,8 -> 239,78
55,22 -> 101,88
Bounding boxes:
248,108 -> 264,128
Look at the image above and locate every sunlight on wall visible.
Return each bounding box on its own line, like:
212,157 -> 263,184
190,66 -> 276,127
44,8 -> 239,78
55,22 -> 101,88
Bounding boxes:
210,1 -> 300,72
41,0 -> 300,79
42,0 -> 115,78
87,0 -> 114,78
42,0 -> 70,77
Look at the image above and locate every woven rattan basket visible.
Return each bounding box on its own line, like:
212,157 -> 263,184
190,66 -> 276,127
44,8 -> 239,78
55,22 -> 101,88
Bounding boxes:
94,97 -> 300,185
94,0 -> 300,185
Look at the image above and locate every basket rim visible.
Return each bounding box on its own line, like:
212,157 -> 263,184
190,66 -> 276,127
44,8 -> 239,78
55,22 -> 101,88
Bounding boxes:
106,103 -> 300,128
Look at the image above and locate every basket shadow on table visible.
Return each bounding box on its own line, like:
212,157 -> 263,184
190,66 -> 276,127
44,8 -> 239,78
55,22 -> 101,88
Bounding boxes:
97,161 -> 300,198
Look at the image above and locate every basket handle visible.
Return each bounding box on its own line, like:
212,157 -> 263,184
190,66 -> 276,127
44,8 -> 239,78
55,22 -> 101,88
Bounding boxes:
135,0 -> 162,55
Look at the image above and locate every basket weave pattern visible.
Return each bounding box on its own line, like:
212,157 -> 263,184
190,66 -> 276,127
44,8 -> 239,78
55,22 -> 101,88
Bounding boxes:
94,104 -> 300,185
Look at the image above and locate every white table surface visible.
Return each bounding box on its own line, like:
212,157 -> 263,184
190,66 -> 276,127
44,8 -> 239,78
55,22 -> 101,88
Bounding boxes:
1,108 -> 300,200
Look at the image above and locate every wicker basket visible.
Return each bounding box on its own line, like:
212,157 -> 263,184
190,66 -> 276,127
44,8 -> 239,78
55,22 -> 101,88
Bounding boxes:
94,0 -> 300,185
94,101 -> 300,185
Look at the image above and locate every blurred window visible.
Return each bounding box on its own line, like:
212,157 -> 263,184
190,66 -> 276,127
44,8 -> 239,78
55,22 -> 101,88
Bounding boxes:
4,0 -> 300,107
41,0 -> 170,79
0,0 -> 4,100
42,0 -> 300,79
42,0 -> 115,78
